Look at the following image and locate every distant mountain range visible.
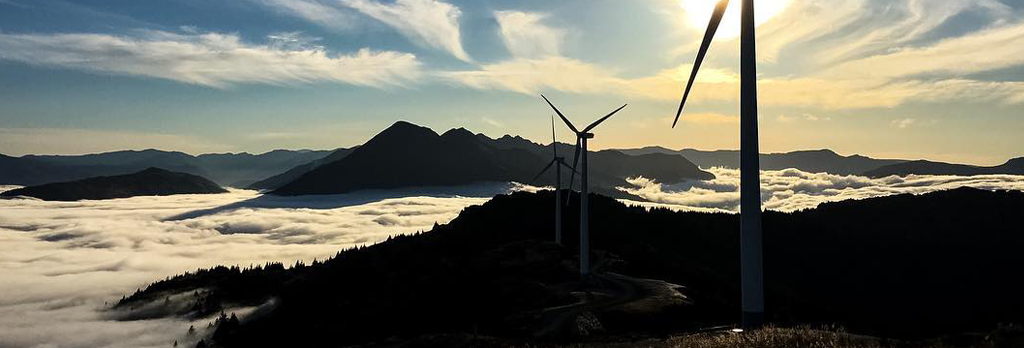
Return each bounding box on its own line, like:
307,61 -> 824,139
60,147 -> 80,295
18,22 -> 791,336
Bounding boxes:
620,147 -> 1024,177
619,147 -> 909,175
271,122 -> 714,198
248,148 -> 356,190
0,149 -> 333,187
4,126 -> 1021,194
0,168 -> 226,201
864,158 -> 1024,177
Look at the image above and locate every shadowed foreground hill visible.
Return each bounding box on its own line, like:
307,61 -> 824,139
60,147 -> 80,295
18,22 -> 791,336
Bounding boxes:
0,168 -> 227,201
117,187 -> 1024,347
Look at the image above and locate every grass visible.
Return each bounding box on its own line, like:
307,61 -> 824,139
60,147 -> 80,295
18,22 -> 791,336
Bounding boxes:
554,326 -> 973,348
664,326 -> 926,348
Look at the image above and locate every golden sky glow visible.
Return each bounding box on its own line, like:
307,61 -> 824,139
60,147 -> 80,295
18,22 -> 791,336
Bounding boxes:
0,0 -> 1022,166
679,0 -> 792,39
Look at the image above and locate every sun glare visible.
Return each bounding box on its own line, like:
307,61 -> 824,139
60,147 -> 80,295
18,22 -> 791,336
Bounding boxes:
680,0 -> 791,39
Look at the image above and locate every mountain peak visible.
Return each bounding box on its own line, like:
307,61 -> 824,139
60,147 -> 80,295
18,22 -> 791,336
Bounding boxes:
999,157 -> 1024,170
368,121 -> 439,144
138,167 -> 173,175
441,127 -> 475,138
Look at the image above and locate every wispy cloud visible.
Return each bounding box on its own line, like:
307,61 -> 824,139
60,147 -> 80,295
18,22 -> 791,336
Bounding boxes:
0,0 -> 27,8
0,30 -> 422,88
891,118 -> 916,129
777,113 -> 825,123
446,0 -> 1024,109
340,0 -> 471,62
251,0 -> 360,32
442,56 -> 618,94
480,117 -> 504,128
493,11 -> 564,59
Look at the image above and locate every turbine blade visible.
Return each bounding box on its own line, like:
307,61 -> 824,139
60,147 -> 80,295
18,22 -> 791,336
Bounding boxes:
530,159 -> 556,184
570,139 -> 581,181
565,139 -> 581,206
582,103 -> 628,133
551,114 -> 557,158
558,160 -> 578,175
542,94 -> 579,134
672,0 -> 730,129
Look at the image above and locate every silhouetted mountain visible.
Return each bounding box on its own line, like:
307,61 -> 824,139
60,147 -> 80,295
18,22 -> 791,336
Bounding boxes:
620,147 -> 907,175
246,148 -> 356,190
0,168 -> 227,201
0,149 -> 332,187
271,122 -> 713,197
487,135 -> 716,184
272,122 -> 545,195
864,157 -> 1024,177
118,187 -> 1024,347
194,149 -> 335,186
1001,157 -> 1024,172
0,154 -> 95,186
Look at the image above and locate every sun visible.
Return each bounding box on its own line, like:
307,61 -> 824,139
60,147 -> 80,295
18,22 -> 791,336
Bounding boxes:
679,0 -> 791,39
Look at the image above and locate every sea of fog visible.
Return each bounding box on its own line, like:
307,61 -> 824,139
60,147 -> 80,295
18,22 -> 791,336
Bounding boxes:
2,168 -> 1023,348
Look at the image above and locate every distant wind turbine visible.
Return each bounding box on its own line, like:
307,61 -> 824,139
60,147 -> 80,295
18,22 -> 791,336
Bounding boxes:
671,0 -> 764,329
529,115 -> 578,245
543,94 -> 627,277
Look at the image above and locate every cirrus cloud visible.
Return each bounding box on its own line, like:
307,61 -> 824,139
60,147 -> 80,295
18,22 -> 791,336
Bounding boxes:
493,10 -> 564,59
340,0 -> 471,62
0,30 -> 422,88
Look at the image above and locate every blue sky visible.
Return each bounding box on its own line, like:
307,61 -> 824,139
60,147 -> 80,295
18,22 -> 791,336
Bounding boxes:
1,0 -> 1022,165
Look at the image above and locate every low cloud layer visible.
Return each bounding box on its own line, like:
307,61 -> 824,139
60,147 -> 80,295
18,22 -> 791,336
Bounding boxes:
0,186 -> 503,348
619,168 -> 1024,213
2,174 -> 1023,347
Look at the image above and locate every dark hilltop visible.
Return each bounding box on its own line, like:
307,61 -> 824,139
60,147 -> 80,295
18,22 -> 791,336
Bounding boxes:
115,187 -> 1024,348
269,121 -> 713,199
864,157 -> 1024,178
0,167 -> 227,201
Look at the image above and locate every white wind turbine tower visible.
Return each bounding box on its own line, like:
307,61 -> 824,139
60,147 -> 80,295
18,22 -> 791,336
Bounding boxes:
671,0 -> 764,329
529,115 -> 578,245
542,94 -> 627,277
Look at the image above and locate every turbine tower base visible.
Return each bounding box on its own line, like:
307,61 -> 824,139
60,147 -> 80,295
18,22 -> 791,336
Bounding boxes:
742,311 -> 764,330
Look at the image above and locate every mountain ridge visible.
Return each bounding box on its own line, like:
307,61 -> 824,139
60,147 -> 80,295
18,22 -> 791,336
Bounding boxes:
864,157 -> 1024,177
0,149 -> 334,187
269,121 -> 714,197
617,147 -> 909,175
0,167 -> 227,201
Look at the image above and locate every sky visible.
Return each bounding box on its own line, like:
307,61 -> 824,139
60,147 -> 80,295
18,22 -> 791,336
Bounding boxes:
0,0 -> 1022,165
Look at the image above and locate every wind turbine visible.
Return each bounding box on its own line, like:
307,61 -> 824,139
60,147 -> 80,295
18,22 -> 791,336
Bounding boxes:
542,94 -> 627,277
529,115 -> 578,245
671,0 -> 764,329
